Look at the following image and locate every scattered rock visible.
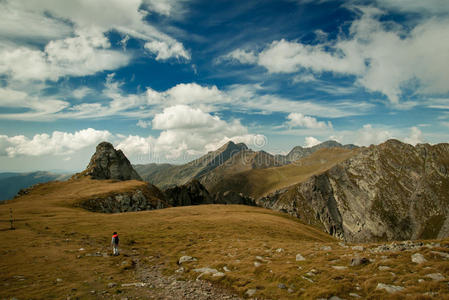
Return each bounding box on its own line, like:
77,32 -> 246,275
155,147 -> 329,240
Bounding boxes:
175,267 -> 184,273
288,288 -> 295,293
108,282 -> 117,288
278,283 -> 287,289
321,246 -> 332,251
349,293 -> 361,298
223,266 -> 231,272
121,282 -> 147,287
254,261 -> 261,267
178,256 -> 197,264
329,296 -> 345,300
350,257 -> 370,266
351,246 -> 364,251
276,248 -> 284,253
301,276 -> 314,283
376,283 -> 404,293
338,242 -> 348,248
212,272 -> 225,277
378,266 -> 391,271
193,267 -> 219,275
332,266 -> 348,270
425,273 -> 445,281
411,253 -> 427,264
56,278 -> 63,283
296,254 -> 306,261
246,289 -> 257,296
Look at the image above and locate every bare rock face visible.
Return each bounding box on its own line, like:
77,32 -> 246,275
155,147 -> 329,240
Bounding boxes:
258,140 -> 449,242
84,142 -> 142,181
164,179 -> 213,207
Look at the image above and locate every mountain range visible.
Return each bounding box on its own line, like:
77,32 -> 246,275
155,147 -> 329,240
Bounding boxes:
134,139 -> 449,242
5,139 -> 449,243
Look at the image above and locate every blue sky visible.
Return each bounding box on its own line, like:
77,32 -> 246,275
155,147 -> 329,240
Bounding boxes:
0,0 -> 448,171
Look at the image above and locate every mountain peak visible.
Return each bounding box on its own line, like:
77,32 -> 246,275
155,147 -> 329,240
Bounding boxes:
81,141 -> 142,181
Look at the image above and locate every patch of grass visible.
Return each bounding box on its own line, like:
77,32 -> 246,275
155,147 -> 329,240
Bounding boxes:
1,178 -> 449,299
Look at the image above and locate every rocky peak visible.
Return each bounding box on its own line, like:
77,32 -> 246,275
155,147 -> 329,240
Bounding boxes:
83,142 -> 142,181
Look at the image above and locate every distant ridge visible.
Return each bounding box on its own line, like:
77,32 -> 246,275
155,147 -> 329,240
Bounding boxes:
284,140 -> 358,162
135,140 -> 357,189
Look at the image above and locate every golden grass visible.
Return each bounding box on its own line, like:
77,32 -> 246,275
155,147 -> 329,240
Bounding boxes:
1,178 -> 449,299
208,147 -> 358,199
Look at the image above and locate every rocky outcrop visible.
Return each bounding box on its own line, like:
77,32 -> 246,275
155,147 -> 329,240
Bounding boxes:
78,184 -> 167,213
81,142 -> 142,181
214,190 -> 255,206
258,140 -> 449,242
164,180 -> 213,207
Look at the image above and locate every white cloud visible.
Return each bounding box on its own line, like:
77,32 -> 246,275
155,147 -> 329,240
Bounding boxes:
354,124 -> 394,146
136,120 -> 152,128
149,105 -> 257,159
0,28 -> 131,82
404,126 -> 423,145
72,87 -> 93,99
0,0 -> 190,83
0,87 -> 69,120
220,49 -> 258,64
304,136 -> 321,148
375,0 -> 449,14
286,112 -> 332,129
144,40 -> 190,61
258,38 -> 364,74
0,128 -> 112,157
225,7 -> 449,106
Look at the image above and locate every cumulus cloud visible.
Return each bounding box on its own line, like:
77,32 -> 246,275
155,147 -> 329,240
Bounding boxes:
0,0 -> 190,83
114,105 -> 263,160
286,113 -> 332,129
224,7 -> 449,106
353,124 -> 394,146
0,128 -> 112,157
404,126 -> 423,145
304,137 -> 321,148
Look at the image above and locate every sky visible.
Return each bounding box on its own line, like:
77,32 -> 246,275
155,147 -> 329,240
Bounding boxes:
0,0 -> 448,172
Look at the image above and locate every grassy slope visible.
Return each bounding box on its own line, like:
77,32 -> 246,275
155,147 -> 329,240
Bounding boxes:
1,178 -> 449,299
206,148 -> 358,199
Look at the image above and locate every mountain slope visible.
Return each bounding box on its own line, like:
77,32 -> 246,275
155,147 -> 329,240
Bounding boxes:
204,147 -> 358,200
136,141 -> 248,188
258,140 -> 449,242
285,140 -> 358,162
0,171 -> 70,201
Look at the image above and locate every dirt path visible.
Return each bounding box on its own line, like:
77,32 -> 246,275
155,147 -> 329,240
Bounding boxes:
97,256 -> 243,300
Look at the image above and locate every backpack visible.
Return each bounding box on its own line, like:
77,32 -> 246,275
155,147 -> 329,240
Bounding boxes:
113,235 -> 119,245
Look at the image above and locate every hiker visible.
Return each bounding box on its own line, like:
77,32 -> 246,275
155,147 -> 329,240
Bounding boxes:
111,232 -> 119,256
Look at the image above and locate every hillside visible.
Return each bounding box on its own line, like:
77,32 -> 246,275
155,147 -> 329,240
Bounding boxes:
2,179 -> 449,299
284,140 -> 358,162
258,140 -> 449,242
204,147 -> 358,200
136,140 -> 357,190
0,171 -> 70,201
135,141 -> 248,188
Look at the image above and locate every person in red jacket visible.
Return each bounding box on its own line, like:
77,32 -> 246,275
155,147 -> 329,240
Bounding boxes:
111,232 -> 119,256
